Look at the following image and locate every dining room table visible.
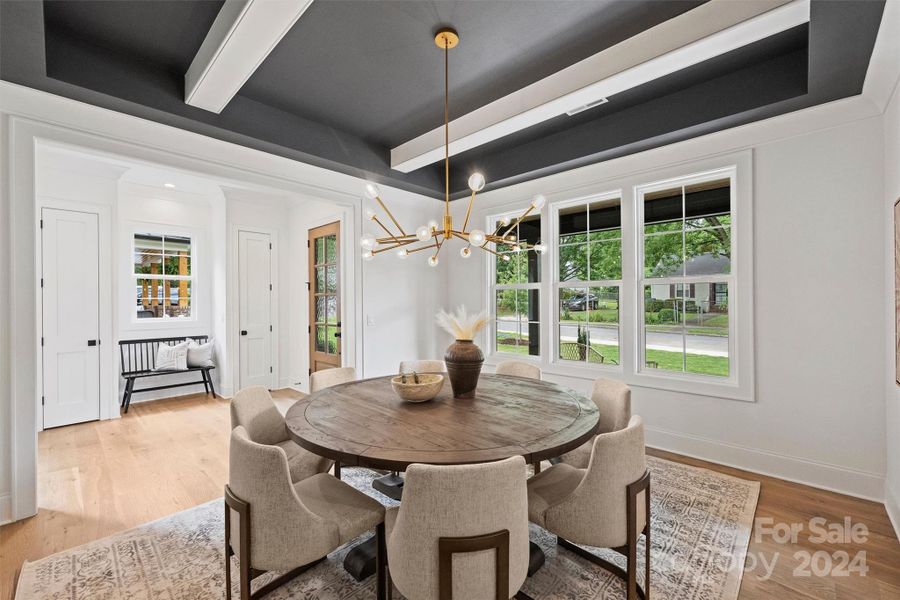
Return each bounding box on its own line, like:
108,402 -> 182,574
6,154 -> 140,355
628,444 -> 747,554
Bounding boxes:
285,372 -> 600,581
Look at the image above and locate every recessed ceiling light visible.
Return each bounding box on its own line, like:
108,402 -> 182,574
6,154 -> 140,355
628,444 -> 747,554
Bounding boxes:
164,183 -> 176,189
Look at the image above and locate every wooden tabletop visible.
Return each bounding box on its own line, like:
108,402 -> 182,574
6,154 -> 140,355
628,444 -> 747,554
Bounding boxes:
285,373 -> 599,471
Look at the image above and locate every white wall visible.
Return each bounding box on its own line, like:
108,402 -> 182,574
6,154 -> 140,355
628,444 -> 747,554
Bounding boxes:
883,84 -> 900,534
448,116 -> 887,500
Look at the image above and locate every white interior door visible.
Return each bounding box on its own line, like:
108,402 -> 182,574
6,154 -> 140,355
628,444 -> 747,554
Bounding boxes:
239,230 -> 274,389
42,208 -> 101,429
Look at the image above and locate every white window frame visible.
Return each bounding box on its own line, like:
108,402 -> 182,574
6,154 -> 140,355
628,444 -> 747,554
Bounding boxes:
487,209 -> 542,360
551,190 -> 624,371
636,167 -> 736,384
483,151 -> 754,402
130,230 -> 197,324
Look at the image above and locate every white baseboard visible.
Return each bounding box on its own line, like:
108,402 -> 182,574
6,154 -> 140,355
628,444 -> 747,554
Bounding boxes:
646,426 -> 885,502
0,493 -> 11,525
886,482 -> 900,542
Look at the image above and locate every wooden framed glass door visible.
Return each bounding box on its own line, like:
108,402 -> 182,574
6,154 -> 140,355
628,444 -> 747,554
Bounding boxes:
309,222 -> 341,372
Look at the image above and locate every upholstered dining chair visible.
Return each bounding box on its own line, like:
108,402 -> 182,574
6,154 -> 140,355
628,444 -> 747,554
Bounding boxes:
495,360 -> 542,380
399,359 -> 446,374
384,456 -> 533,600
230,386 -> 332,483
558,377 -> 631,468
226,426 -> 387,600
310,366 -> 357,393
527,416 -> 650,600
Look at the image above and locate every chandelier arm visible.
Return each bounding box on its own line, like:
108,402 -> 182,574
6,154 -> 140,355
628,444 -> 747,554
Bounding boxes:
376,234 -> 417,243
444,36 -> 450,218
374,196 -> 407,236
371,238 -> 420,255
462,190 -> 477,232
371,215 -> 401,241
405,241 -> 440,255
476,242 -> 504,258
500,205 -> 535,239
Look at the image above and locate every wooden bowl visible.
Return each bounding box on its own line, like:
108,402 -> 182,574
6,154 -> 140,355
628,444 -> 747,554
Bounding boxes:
391,374 -> 444,403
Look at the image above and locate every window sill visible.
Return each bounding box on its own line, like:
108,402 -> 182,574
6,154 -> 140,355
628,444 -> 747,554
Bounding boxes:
485,352 -> 752,402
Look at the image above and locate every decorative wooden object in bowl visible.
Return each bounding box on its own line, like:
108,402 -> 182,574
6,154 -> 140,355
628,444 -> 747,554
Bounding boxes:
391,373 -> 444,402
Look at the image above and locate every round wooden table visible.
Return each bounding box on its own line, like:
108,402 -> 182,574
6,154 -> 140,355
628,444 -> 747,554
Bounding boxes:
285,373 -> 600,471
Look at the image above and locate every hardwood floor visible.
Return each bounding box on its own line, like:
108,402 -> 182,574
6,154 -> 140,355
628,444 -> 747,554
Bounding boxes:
1,391 -> 898,599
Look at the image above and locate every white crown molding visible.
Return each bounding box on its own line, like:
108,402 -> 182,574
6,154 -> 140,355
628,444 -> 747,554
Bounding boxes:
390,0 -> 804,172
185,0 -> 315,113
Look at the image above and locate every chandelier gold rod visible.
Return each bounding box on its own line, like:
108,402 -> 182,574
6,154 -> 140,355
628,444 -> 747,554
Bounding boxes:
444,36 -> 450,219
372,238 -> 419,255
376,234 -> 417,243
374,195 -> 406,236
500,205 -> 535,239
371,215 -> 399,241
407,240 -> 440,254
462,190 -> 476,232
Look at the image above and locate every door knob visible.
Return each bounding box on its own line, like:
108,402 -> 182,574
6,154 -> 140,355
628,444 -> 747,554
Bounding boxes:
87,339 -> 97,346
240,330 -> 248,336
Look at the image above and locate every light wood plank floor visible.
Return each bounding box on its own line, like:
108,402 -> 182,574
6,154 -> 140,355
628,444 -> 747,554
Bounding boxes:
1,391 -> 898,599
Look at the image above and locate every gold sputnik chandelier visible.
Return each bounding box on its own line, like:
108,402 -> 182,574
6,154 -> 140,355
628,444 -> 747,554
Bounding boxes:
360,27 -> 547,267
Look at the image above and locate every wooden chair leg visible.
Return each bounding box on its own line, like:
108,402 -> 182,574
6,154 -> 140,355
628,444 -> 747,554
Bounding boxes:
123,379 -> 135,413
376,523 -> 386,600
334,462 -> 342,479
207,369 -> 217,397
201,370 -> 210,394
224,499 -> 233,600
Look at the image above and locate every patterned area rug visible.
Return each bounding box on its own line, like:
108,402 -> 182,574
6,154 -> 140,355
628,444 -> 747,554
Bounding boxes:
15,457 -> 759,600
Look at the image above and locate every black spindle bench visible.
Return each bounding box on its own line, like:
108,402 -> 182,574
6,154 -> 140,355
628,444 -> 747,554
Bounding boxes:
119,335 -> 216,413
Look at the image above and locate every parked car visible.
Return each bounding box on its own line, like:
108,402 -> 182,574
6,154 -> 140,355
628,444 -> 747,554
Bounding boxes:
564,293 -> 598,311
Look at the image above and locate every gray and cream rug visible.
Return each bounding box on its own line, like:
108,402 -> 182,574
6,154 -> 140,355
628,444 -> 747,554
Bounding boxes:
16,457 -> 759,600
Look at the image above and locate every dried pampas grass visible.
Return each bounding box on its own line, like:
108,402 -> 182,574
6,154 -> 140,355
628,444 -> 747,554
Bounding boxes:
436,306 -> 488,341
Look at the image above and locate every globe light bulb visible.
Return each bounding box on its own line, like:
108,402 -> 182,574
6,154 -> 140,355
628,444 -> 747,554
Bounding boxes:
365,208 -> 376,220
501,254 -> 512,262
396,248 -> 408,259
362,250 -> 374,261
499,216 -> 511,226
469,229 -> 486,246
416,225 -> 431,241
427,219 -> 440,232
428,255 -> 439,267
460,246 -> 472,258
467,172 -> 486,192
364,182 -> 381,199
534,241 -> 548,254
360,233 -> 376,249
531,194 -> 547,209
511,243 -> 520,252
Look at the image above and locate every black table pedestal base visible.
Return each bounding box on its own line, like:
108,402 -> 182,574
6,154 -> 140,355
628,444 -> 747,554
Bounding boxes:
372,473 -> 405,500
528,541 -> 546,576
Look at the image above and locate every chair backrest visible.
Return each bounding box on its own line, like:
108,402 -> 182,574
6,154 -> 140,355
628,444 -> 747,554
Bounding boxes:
545,416 -> 646,549
309,366 -> 357,393
399,359 -> 446,374
387,456 -> 529,600
591,378 -> 631,434
230,386 -> 286,446
228,427 -> 337,571
495,360 -> 541,380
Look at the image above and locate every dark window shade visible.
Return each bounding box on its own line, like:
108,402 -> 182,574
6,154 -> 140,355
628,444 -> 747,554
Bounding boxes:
645,184 -> 730,225
559,204 -> 621,236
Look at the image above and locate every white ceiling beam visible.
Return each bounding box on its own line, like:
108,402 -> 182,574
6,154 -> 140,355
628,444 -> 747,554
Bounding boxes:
185,0 -> 314,114
391,0 -> 809,173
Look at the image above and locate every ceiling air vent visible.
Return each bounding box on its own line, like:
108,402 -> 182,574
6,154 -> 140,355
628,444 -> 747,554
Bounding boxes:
565,97 -> 609,116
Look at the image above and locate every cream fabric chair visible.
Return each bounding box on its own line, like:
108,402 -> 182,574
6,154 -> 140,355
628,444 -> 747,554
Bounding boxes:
527,416 -> 649,600
495,360 -> 542,380
385,456 -> 531,600
226,426 -> 387,600
399,359 -> 446,374
559,378 -> 631,468
230,386 -> 332,483
310,366 -> 357,393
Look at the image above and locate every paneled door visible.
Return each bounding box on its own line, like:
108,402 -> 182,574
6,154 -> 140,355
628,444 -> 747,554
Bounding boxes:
238,230 -> 274,389
41,208 -> 101,428
308,222 -> 341,373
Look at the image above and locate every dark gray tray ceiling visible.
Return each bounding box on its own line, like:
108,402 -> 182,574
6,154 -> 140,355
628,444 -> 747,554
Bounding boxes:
0,0 -> 885,200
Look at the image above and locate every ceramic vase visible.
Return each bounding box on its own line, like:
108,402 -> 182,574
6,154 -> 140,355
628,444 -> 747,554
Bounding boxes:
444,339 -> 484,399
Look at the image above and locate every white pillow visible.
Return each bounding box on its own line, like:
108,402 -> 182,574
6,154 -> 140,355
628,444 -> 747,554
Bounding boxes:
154,341 -> 189,371
187,340 -> 215,368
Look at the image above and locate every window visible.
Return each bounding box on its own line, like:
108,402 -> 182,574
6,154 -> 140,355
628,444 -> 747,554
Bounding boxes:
491,212 -> 541,357
133,233 -> 193,320
556,194 -> 621,366
639,173 -> 732,377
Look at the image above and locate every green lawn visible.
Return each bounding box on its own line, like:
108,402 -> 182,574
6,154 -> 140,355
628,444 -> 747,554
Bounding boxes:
496,341 -> 729,377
